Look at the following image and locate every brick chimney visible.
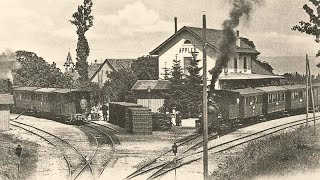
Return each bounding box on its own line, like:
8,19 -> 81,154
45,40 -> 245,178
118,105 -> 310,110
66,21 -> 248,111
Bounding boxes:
174,17 -> 177,33
236,30 -> 240,47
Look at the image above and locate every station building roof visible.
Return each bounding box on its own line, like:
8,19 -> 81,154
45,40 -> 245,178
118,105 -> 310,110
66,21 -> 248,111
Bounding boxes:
219,73 -> 284,80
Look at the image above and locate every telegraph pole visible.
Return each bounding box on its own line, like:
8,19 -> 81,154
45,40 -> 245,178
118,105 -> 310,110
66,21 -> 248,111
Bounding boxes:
306,54 -> 309,127
307,55 -> 317,134
202,13 -> 209,180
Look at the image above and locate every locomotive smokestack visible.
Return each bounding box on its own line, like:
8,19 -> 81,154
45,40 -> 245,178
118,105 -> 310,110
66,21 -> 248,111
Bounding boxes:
174,17 -> 177,33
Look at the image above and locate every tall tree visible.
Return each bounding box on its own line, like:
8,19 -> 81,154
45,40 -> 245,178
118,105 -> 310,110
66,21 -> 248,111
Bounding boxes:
14,50 -> 73,88
70,0 -> 94,82
131,55 -> 158,80
292,0 -> 320,57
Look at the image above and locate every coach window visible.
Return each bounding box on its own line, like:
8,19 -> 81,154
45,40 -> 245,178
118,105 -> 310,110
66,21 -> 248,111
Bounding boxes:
258,95 -> 263,104
245,97 -> 249,106
268,94 -> 272,103
273,94 -> 278,102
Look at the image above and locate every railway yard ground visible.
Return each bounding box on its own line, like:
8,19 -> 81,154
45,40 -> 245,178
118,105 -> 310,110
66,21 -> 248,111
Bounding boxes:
3,113 -> 320,180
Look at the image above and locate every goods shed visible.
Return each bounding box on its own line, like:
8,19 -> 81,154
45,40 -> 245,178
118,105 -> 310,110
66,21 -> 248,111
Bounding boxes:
0,94 -> 14,131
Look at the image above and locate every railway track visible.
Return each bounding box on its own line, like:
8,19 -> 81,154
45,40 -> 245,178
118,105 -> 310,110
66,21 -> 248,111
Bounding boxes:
10,120 -> 94,180
76,123 -> 116,180
125,133 -> 217,180
127,115 -> 320,179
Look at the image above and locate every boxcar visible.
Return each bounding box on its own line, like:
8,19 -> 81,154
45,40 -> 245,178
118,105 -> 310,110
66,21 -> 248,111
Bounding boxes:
282,84 -> 307,114
256,86 -> 287,116
51,89 -> 90,122
33,88 -> 57,117
13,86 -> 39,113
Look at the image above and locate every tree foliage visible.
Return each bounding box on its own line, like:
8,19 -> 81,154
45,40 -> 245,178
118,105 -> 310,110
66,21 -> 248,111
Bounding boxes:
13,50 -> 74,88
70,0 -> 93,82
131,55 -> 159,80
103,69 -> 138,102
161,55 -> 202,118
292,0 -> 320,57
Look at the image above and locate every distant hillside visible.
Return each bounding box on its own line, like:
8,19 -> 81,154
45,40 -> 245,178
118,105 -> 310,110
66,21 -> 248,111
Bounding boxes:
259,56 -> 320,75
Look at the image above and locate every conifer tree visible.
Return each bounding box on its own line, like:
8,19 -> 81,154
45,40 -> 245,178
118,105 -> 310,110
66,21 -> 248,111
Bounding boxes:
185,52 -> 203,117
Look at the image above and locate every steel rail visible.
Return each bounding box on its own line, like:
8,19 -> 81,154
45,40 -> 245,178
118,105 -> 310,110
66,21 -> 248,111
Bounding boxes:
10,122 -> 72,179
73,128 -> 99,180
10,120 -> 94,179
125,134 -> 207,180
82,124 -> 116,180
148,116 -> 320,179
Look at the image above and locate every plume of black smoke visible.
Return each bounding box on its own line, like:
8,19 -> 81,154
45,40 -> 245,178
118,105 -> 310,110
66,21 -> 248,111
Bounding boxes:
209,0 -> 263,93
0,49 -> 20,81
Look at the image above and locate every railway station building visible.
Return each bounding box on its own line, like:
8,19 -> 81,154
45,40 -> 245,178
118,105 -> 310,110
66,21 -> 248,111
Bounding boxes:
149,25 -> 283,90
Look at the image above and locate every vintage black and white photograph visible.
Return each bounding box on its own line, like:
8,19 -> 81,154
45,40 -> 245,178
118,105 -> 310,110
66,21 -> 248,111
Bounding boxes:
2,0 -> 320,180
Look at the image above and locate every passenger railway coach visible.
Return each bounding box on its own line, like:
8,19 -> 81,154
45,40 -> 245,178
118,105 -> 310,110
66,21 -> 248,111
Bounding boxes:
12,86 -> 91,123
215,84 -> 320,127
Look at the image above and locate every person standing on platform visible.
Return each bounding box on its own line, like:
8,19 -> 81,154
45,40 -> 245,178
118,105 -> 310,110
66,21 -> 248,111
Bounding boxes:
102,103 -> 108,121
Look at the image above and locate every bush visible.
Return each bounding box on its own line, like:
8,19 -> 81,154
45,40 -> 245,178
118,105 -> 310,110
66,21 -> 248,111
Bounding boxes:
211,126 -> 320,180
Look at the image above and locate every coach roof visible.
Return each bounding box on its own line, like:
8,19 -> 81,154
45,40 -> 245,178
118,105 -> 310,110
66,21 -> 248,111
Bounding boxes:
34,88 -> 57,93
256,86 -> 287,92
13,86 -> 40,91
281,84 -> 306,90
229,88 -> 264,95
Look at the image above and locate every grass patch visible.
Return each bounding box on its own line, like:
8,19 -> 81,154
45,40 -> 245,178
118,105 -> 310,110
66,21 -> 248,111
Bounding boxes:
210,126 -> 320,180
0,133 -> 38,180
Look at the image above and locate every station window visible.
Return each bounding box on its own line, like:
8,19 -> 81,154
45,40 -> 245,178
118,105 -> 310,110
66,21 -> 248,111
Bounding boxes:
243,57 -> 247,71
234,57 -> 238,72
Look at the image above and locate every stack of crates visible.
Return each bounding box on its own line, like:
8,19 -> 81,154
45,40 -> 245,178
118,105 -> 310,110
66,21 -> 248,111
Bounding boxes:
109,102 -> 142,128
128,107 -> 152,135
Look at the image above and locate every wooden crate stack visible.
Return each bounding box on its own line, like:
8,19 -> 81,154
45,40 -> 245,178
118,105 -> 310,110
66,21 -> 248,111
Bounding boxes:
109,102 -> 142,128
128,107 -> 152,135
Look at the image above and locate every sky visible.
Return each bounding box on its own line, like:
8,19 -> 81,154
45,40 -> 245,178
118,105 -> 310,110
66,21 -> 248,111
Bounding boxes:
0,0 -> 319,70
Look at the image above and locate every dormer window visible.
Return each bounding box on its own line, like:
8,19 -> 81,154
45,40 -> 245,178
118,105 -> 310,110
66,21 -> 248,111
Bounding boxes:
184,40 -> 192,44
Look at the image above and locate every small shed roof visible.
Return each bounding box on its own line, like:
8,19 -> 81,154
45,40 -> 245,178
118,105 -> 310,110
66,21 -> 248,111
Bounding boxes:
281,84 -> 306,90
229,88 -> 264,95
0,94 -> 14,104
256,86 -> 287,92
13,86 -> 39,91
131,80 -> 170,91
34,88 -> 57,93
